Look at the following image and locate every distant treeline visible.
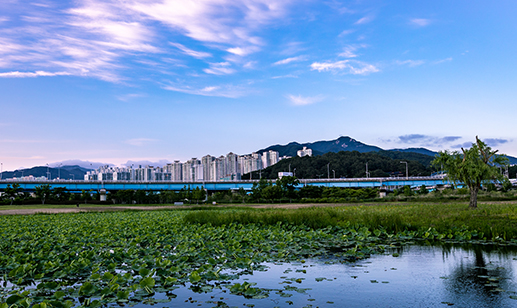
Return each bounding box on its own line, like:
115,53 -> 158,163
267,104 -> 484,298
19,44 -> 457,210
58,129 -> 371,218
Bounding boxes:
243,151 -> 436,180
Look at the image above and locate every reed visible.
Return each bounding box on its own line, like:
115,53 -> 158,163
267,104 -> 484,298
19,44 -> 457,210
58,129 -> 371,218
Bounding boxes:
184,202 -> 517,240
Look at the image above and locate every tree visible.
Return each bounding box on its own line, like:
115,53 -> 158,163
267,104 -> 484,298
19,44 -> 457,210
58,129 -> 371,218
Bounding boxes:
261,185 -> 282,203
35,184 -> 52,205
192,187 -> 206,204
237,187 -> 247,203
276,176 -> 300,202
80,189 -> 93,204
3,183 -> 21,205
432,136 -> 509,208
251,178 -> 270,202
51,187 -> 70,202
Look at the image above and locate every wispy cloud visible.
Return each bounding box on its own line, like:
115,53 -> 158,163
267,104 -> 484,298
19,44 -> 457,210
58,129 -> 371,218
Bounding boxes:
452,138 -> 509,149
203,62 -> 236,75
0,71 -> 70,78
122,159 -> 171,167
124,138 -> 158,146
409,18 -> 431,27
310,60 -> 379,75
116,93 -> 146,102
484,138 -> 509,147
452,142 -> 473,149
355,15 -> 374,25
273,55 -> 307,66
279,41 -> 306,55
286,94 -> 324,106
338,44 -> 367,58
395,60 -> 425,67
0,0 -> 294,83
170,42 -> 211,59
243,61 -> 257,69
338,29 -> 355,37
163,82 -> 246,98
272,74 -> 299,79
130,0 -> 291,46
398,134 -> 462,147
226,46 -> 260,56
433,57 -> 452,65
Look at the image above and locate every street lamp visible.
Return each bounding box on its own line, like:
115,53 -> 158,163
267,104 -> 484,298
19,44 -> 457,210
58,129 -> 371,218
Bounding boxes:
293,168 -> 296,177
327,163 -> 330,179
46,163 -> 50,180
58,163 -> 62,180
365,162 -> 369,178
332,170 -> 335,179
400,161 -> 408,180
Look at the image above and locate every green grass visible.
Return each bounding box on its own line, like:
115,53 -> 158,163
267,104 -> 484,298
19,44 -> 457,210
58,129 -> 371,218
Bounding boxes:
0,203 -> 184,210
184,202 -> 517,241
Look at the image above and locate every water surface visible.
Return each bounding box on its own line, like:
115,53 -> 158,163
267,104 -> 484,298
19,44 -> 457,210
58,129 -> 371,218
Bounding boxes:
134,244 -> 517,307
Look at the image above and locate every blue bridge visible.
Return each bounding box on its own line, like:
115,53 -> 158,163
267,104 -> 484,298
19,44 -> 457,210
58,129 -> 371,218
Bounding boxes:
0,176 -> 449,193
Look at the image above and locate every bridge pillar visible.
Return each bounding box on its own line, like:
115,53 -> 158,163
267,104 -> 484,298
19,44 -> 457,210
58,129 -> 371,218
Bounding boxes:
100,189 -> 107,202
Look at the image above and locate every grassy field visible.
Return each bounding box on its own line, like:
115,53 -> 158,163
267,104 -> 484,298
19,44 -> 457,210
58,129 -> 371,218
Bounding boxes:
184,201 -> 517,241
1,202 -> 517,306
2,201 -> 517,240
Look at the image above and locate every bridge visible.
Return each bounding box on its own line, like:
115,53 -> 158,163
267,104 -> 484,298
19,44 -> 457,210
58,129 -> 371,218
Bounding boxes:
0,176 -> 449,193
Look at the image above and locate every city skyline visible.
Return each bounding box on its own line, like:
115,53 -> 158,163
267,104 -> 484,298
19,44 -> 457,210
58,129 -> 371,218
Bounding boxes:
1,1 -> 516,171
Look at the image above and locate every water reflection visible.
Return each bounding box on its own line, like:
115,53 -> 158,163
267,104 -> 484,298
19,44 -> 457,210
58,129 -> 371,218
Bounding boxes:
385,242 -> 517,307
128,243 -> 517,308
440,243 -> 516,307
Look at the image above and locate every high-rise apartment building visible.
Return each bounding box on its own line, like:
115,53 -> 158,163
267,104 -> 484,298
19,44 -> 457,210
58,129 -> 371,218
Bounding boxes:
297,147 -> 313,157
202,155 -> 214,182
85,150 -> 280,182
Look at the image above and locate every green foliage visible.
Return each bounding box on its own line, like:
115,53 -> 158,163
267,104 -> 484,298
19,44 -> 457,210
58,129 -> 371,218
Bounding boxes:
34,184 -> 51,205
417,185 -> 429,195
261,185 -> 282,203
246,151 -> 433,180
403,185 -> 413,197
276,176 -> 299,201
432,137 -> 509,208
191,187 -> 206,204
2,183 -> 21,205
1,203 -> 517,305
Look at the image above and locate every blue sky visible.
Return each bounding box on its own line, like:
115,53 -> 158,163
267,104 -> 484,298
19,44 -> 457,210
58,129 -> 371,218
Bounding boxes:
1,0 -> 516,171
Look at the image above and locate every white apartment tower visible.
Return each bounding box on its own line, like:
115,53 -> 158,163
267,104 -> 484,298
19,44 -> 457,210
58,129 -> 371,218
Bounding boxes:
297,147 -> 313,157
201,155 -> 214,182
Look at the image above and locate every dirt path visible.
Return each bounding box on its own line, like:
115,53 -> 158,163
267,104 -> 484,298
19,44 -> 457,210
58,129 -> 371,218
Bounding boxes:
0,203 -> 343,215
1,200 -> 516,216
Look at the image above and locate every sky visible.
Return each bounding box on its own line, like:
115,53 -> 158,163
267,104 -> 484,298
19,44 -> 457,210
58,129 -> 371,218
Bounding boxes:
1,0 -> 516,171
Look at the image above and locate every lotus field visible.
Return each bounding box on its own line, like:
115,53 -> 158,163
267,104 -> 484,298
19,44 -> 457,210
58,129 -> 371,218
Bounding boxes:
1,205 -> 516,307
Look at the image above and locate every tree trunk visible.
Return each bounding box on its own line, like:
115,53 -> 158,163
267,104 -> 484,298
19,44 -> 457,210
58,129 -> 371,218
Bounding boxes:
469,186 -> 479,208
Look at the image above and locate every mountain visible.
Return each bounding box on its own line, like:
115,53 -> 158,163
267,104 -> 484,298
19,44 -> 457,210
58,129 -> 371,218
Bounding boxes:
388,147 -> 438,156
257,136 -> 383,157
0,165 -> 90,180
49,160 -> 113,169
255,137 -> 517,166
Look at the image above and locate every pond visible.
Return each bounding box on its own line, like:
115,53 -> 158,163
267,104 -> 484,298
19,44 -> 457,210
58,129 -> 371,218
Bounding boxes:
134,243 -> 517,308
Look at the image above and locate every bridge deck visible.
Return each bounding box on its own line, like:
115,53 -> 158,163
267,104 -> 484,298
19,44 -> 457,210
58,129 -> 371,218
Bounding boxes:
0,177 -> 449,192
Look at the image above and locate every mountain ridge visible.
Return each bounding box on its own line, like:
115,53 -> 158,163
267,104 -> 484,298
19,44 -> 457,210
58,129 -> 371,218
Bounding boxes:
255,136 -> 517,165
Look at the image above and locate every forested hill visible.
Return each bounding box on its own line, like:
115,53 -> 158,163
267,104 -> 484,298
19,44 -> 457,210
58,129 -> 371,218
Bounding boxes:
242,151 -> 435,180
257,136 -> 383,157
0,165 -> 89,180
255,136 -> 517,166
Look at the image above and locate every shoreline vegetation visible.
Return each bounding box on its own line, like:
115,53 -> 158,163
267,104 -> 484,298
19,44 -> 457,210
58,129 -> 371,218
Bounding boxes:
2,200 -> 517,241
184,202 -> 517,241
1,201 -> 517,306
